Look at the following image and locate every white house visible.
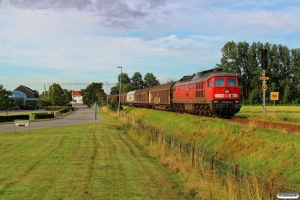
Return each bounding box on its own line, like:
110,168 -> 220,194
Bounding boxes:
72,91 -> 83,103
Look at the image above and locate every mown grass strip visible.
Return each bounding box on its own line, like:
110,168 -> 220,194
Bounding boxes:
0,109 -> 190,199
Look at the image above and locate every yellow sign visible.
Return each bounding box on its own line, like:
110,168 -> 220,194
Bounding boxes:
270,92 -> 279,100
262,84 -> 267,91
260,77 -> 269,80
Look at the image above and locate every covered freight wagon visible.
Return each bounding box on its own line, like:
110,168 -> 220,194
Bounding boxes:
149,82 -> 175,110
126,91 -> 135,106
134,88 -> 150,107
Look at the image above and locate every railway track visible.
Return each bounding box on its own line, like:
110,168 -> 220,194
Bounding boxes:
223,117 -> 300,133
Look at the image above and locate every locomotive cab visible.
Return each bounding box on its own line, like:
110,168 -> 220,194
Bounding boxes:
207,76 -> 241,117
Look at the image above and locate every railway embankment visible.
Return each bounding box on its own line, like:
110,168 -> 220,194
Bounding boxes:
115,106 -> 300,196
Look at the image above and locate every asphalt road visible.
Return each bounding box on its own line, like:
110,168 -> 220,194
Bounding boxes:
0,108 -> 101,133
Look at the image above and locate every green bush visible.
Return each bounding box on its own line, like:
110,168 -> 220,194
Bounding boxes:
31,112 -> 47,117
58,108 -> 70,113
34,113 -> 54,119
45,106 -> 74,111
0,115 -> 29,123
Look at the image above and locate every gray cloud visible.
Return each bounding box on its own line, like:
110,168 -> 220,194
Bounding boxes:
96,0 -> 166,29
1,0 -> 166,29
7,0 -> 92,9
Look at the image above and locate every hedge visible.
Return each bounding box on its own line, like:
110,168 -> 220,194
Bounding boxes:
0,115 -> 29,123
58,108 -> 70,113
34,113 -> 54,120
45,106 -> 75,111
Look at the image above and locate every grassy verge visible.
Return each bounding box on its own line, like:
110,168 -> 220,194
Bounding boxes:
0,109 -> 190,199
237,106 -> 300,124
120,106 -> 300,191
0,110 -> 71,123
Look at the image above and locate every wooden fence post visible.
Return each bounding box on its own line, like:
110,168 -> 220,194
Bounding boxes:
269,179 -> 273,197
179,143 -> 182,155
235,165 -> 238,181
191,147 -> 195,166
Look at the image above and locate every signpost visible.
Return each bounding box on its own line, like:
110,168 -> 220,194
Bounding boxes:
260,77 -> 269,81
261,49 -> 268,116
262,84 -> 267,91
270,92 -> 279,101
92,102 -> 99,123
261,71 -> 268,115
270,92 -> 279,117
14,119 -> 30,133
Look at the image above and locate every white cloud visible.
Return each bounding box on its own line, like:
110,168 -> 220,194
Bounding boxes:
1,0 -> 300,92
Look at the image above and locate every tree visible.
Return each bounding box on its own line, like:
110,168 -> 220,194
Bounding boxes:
290,49 -> 300,104
118,73 -> 133,93
8,98 -> 15,110
0,85 -> 12,115
62,89 -> 71,105
49,83 -> 65,106
111,73 -> 133,95
217,41 -> 299,105
108,95 -> 118,111
144,72 -> 160,87
132,72 -> 144,90
37,91 -> 51,108
82,82 -> 106,107
110,85 -> 119,96
14,98 -> 24,110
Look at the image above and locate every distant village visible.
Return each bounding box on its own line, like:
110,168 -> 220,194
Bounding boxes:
10,85 -> 83,110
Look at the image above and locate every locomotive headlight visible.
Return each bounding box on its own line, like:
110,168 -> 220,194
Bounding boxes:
225,89 -> 229,94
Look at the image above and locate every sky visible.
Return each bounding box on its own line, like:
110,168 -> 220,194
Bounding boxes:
0,0 -> 300,94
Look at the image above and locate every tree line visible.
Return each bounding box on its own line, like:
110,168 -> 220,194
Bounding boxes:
217,41 -> 300,105
77,72 -> 160,108
0,71 -> 160,112
110,72 -> 160,95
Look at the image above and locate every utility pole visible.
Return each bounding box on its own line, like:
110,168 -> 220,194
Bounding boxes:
105,82 -> 108,113
117,66 -> 122,120
261,49 -> 268,116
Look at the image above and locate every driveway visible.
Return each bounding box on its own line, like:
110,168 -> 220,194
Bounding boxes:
0,108 -> 101,133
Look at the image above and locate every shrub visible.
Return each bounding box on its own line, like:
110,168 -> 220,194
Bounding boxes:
45,106 -> 74,111
34,113 -> 54,119
0,115 -> 29,123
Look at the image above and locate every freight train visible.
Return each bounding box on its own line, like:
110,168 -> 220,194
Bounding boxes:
117,68 -> 241,118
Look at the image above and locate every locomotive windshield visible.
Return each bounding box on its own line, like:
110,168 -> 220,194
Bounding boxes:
228,78 -> 237,86
214,78 -> 224,86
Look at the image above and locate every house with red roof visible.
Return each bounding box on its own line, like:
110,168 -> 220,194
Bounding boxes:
72,91 -> 83,103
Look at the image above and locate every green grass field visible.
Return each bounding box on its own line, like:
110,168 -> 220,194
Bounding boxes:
0,110 -> 190,199
237,105 -> 300,124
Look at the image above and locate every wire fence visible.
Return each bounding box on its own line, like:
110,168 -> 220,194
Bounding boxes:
118,111 -> 299,197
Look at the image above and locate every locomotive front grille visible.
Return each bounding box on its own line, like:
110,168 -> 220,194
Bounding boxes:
213,100 -> 241,109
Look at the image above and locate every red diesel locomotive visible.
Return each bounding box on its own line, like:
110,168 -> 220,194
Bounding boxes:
118,68 -> 241,117
172,68 -> 241,117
